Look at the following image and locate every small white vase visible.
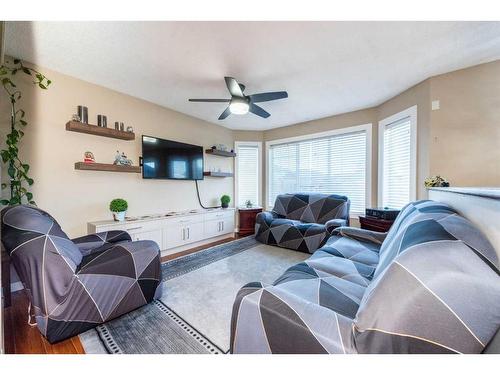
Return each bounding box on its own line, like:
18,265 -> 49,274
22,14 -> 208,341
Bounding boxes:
112,211 -> 126,221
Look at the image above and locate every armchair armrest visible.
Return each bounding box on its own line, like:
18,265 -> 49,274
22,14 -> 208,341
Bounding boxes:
325,218 -> 348,234
332,226 -> 387,246
72,230 -> 132,256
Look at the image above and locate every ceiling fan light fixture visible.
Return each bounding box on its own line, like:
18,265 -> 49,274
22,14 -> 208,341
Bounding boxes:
229,99 -> 249,115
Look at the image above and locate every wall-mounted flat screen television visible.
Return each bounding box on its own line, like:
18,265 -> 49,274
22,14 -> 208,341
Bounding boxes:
142,135 -> 204,180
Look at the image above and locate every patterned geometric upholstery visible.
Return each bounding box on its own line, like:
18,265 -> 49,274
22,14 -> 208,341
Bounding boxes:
255,193 -> 350,253
231,200 -> 500,353
1,205 -> 162,343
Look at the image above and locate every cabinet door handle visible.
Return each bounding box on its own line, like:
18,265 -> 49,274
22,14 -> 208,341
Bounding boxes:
218,221 -> 221,232
127,226 -> 143,231
222,221 -> 224,231
182,228 -> 185,240
187,227 -> 190,239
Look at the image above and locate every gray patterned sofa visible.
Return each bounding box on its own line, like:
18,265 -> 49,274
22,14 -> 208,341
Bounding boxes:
255,193 -> 350,253
1,205 -> 162,343
231,200 -> 500,354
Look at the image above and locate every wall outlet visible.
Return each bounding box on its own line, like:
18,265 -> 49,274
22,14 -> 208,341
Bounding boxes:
431,100 -> 440,110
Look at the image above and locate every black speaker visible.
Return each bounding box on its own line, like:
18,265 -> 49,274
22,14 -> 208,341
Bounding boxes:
365,207 -> 400,221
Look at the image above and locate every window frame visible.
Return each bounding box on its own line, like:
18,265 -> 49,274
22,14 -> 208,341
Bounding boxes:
234,141 -> 263,208
265,123 -> 372,215
378,105 -> 418,208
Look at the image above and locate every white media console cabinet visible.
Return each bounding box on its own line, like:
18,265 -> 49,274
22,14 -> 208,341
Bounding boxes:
88,207 -> 236,256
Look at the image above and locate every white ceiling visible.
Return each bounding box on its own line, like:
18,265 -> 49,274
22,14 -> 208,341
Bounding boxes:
5,21 -> 500,131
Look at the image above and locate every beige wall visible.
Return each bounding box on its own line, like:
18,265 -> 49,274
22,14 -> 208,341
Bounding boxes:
429,60 -> 500,186
1,61 -> 235,237
3,58 -> 500,238
249,59 -> 500,208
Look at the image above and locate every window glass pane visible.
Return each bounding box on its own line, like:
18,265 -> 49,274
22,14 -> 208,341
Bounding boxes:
236,145 -> 260,206
269,130 -> 367,213
382,118 -> 411,209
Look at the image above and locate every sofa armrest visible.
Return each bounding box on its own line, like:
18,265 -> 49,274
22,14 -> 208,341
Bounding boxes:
332,226 -> 387,246
72,230 -> 132,256
325,218 -> 348,234
255,211 -> 279,224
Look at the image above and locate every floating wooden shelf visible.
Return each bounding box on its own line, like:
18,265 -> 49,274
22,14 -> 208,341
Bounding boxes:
66,121 -> 135,140
203,171 -> 234,177
74,162 -> 141,173
205,149 -> 236,157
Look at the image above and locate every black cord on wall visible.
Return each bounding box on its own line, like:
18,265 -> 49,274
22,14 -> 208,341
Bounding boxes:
195,180 -> 220,209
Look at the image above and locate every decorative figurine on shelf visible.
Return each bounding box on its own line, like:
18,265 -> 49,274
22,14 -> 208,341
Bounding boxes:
83,151 -> 95,164
113,151 -> 133,166
424,175 -> 450,188
245,199 -> 253,208
126,126 -> 134,133
71,114 -> 81,122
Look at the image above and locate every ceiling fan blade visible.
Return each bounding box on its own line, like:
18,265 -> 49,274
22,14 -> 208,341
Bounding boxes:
224,77 -> 244,97
249,103 -> 270,119
218,106 -> 232,120
248,91 -> 288,103
188,99 -> 230,102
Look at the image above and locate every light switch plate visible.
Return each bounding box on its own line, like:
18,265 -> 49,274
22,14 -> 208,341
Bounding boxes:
432,100 -> 440,110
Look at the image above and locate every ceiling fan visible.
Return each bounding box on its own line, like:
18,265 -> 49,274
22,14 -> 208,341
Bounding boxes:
188,77 -> 288,120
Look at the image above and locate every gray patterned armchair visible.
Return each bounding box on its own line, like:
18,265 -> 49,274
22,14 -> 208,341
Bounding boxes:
232,200 -> 500,354
255,193 -> 350,253
1,205 -> 162,343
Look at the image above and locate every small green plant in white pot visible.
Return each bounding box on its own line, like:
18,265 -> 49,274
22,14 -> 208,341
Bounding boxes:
110,198 -> 128,221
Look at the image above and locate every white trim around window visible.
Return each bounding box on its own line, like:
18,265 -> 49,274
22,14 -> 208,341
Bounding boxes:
378,105 -> 417,209
265,123 -> 372,215
234,141 -> 263,207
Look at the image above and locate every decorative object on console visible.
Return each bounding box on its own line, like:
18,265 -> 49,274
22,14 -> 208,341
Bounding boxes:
71,113 -> 81,122
220,195 -> 231,208
120,122 -> 125,131
83,151 -> 95,163
0,57 -> 52,206
424,175 -> 450,188
114,150 -> 133,166
77,105 -> 88,124
114,121 -> 119,130
365,207 -> 400,221
245,200 -> 253,208
126,126 -> 134,133
110,198 -> 128,221
97,114 -> 107,127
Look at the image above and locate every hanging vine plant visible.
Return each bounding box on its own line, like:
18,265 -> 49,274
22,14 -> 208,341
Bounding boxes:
0,58 -> 51,206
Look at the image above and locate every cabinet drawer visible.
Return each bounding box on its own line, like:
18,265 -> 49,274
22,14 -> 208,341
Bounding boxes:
204,210 -> 234,222
132,229 -> 163,248
166,214 -> 204,226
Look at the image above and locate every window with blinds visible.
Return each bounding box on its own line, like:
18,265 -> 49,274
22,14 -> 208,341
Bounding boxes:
379,106 -> 417,209
268,129 -> 368,214
235,143 -> 261,207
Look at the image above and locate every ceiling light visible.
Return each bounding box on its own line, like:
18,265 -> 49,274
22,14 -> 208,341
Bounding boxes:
229,98 -> 249,115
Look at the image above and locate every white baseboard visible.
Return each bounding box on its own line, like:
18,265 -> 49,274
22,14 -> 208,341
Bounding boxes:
160,233 -> 234,257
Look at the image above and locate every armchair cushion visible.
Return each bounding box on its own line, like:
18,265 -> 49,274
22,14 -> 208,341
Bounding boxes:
72,230 -> 132,256
333,226 -> 387,246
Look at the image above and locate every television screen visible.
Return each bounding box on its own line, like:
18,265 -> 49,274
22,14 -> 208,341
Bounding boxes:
142,135 -> 204,180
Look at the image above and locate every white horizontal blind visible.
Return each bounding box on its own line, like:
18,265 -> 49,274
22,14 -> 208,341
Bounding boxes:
236,144 -> 260,206
382,117 -> 411,209
268,130 -> 367,213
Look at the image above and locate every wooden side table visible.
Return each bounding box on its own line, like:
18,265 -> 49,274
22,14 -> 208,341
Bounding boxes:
359,215 -> 395,233
1,244 -> 11,308
238,207 -> 263,236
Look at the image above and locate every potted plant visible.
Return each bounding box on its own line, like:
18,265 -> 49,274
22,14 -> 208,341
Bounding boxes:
220,195 -> 231,209
245,199 -> 253,208
110,198 -> 128,221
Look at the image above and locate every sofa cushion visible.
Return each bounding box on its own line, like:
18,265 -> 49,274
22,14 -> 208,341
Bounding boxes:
272,193 -> 349,224
322,234 -> 380,267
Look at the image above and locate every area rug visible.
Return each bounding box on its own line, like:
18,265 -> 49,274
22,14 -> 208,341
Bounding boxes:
79,236 -> 309,354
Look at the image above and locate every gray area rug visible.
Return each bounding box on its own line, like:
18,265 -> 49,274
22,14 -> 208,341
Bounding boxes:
80,236 -> 308,354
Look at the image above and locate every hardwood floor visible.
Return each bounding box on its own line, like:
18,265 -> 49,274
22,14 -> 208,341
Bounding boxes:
3,234 -> 241,354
